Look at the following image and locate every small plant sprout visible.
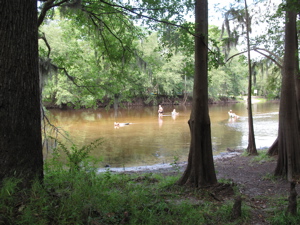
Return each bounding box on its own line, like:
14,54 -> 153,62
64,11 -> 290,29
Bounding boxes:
170,156 -> 181,173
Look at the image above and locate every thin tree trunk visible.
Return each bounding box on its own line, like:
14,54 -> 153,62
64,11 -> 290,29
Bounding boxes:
244,0 -> 257,155
177,0 -> 217,187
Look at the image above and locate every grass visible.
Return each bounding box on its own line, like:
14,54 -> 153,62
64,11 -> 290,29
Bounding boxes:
1,142 -> 300,224
0,164 -> 252,225
241,148 -> 274,164
262,173 -> 278,182
1,164 -> 300,224
267,196 -> 300,225
251,149 -> 274,164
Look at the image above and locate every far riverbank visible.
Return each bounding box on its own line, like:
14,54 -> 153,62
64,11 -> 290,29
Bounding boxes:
44,95 -> 244,109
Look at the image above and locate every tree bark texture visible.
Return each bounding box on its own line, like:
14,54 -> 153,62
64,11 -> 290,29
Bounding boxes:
296,1 -> 300,123
267,137 -> 278,156
177,0 -> 217,187
0,0 -> 43,187
268,0 -> 300,163
231,195 -> 242,220
275,2 -> 300,180
287,182 -> 297,216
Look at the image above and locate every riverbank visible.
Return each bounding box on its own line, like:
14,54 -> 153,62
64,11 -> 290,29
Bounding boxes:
5,150 -> 299,225
117,150 -> 300,224
44,95 -> 278,110
43,95 -> 242,109
98,150 -> 242,173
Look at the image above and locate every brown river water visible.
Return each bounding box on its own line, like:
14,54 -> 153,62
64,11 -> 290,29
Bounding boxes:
46,101 -> 279,170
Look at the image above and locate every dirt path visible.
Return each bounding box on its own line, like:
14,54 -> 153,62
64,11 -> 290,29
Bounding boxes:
214,154 -> 300,224
215,155 -> 295,197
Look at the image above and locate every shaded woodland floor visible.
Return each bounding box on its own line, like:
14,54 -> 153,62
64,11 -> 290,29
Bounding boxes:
126,153 -> 300,224
214,154 -> 300,224
3,152 -> 299,224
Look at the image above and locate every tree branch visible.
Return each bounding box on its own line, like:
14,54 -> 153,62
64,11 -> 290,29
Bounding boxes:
38,0 -> 70,27
253,47 -> 283,66
38,0 -> 222,66
38,32 -> 51,58
254,49 -> 282,69
57,66 -> 117,94
226,47 -> 283,69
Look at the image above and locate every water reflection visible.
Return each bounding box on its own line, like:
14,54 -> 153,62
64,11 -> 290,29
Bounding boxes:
46,102 -> 279,168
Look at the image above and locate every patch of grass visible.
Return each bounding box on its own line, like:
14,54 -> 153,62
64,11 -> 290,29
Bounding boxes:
0,141 -> 281,225
0,178 -> 23,224
213,200 -> 250,224
268,201 -> 300,225
262,173 -> 278,182
251,149 -> 274,164
218,178 -> 234,184
241,149 -> 249,157
0,168 -> 254,225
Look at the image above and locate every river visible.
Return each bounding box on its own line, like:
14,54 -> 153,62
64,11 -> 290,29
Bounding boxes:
45,101 -> 279,169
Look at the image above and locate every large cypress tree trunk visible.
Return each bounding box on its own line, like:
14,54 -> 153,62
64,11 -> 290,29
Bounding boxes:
275,1 -> 300,180
0,0 -> 43,187
268,3 -> 300,158
177,0 -> 217,187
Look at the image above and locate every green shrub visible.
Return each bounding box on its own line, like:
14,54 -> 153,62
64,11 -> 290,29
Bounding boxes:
48,137 -> 103,172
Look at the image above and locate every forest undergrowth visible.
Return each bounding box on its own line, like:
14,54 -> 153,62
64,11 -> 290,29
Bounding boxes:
1,145 -> 300,225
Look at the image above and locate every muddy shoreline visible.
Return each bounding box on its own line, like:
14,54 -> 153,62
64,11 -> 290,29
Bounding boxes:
98,151 -> 242,174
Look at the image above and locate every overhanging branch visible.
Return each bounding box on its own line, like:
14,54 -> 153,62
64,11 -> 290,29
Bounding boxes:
226,47 -> 283,69
38,32 -> 51,58
38,0 -> 70,27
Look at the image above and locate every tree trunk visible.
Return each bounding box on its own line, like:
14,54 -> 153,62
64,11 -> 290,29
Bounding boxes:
244,0 -> 257,155
0,1 -> 43,188
294,4 -> 300,124
275,1 -> 300,180
268,1 -> 300,158
267,137 -> 278,156
177,0 -> 217,187
287,182 -> 297,216
231,195 -> 242,220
